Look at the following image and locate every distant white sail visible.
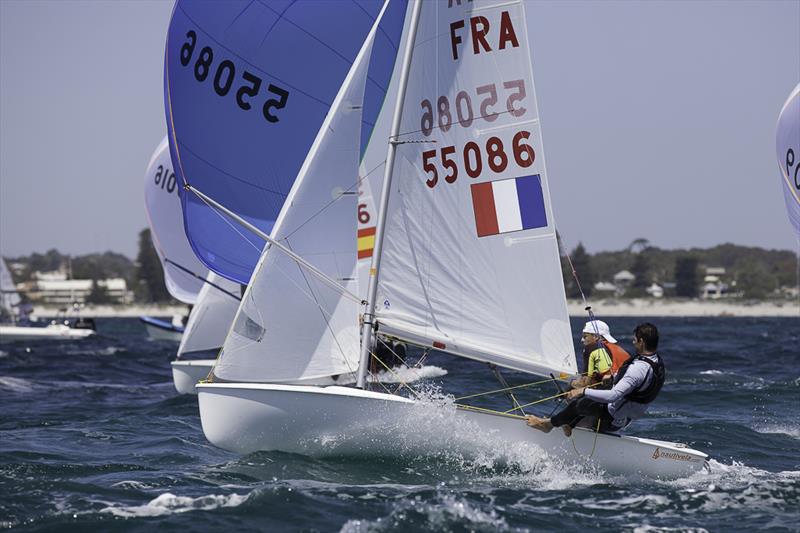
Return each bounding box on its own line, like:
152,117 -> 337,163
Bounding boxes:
776,83 -> 800,238
0,257 -> 21,316
143,137 -> 209,304
373,1 -> 575,377
211,11 -> 384,383
177,272 -> 240,358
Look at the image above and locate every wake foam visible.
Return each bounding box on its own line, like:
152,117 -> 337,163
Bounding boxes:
340,494 -> 508,532
310,386 -> 605,490
752,423 -> 800,439
100,492 -> 248,518
374,365 -> 447,384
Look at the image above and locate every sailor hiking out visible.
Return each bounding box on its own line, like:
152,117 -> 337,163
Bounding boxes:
526,322 -> 665,436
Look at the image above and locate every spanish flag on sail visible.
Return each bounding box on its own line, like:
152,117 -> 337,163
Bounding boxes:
358,227 -> 376,259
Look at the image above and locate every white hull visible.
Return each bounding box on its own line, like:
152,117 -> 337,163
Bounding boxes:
0,324 -> 95,343
171,359 -> 215,394
145,323 -> 183,342
197,383 -> 708,479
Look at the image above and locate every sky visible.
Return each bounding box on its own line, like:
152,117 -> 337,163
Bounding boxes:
1,0 -> 798,259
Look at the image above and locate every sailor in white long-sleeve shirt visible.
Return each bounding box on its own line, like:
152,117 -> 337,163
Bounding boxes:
526,323 -> 665,436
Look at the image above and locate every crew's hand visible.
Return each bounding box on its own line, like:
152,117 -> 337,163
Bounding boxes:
566,387 -> 585,400
570,376 -> 588,389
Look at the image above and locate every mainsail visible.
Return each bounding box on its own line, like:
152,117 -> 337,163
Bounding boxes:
164,0 -> 406,284
776,83 -> 800,238
211,6 -> 387,383
372,0 -> 575,377
143,137 -> 209,304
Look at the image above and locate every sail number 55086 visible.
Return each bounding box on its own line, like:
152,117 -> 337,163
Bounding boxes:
422,130 -> 534,188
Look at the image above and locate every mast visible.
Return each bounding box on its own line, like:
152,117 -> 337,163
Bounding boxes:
356,0 -> 423,389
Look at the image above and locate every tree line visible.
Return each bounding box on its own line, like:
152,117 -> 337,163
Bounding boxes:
6,233 -> 798,303
6,229 -> 174,304
561,238 -> 799,299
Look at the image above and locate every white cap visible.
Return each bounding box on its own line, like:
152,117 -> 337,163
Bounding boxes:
582,320 -> 617,343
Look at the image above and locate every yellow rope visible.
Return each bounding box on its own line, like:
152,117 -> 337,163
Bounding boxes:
454,403 -> 526,420
454,376 -> 568,401
502,382 -> 601,414
570,417 -> 602,459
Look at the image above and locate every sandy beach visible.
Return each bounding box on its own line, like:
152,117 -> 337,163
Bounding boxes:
566,298 -> 799,317
30,298 -> 799,318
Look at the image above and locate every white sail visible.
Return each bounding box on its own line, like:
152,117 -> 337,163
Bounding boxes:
0,257 -> 21,316
177,272 -> 241,358
211,10 -> 385,383
357,19 -> 409,299
373,0 -> 575,377
776,83 -> 800,237
143,137 -> 209,304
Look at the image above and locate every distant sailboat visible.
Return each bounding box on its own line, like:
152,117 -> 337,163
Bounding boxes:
0,258 -> 95,343
140,136 -> 207,342
776,83 -> 799,237
170,271 -> 241,394
193,0 -> 707,478
142,137 -> 246,391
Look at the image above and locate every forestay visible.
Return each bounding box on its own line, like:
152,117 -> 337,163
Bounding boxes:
211,8 -> 386,383
164,0 -> 405,284
776,83 -> 800,238
143,137 -> 209,304
177,272 -> 241,358
373,0 -> 575,378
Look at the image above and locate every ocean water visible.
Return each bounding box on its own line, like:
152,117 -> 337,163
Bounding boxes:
1,316 -> 798,532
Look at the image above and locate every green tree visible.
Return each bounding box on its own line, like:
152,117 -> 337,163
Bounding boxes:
566,243 -> 594,299
675,256 -> 699,297
631,253 -> 651,289
134,228 -> 170,302
86,279 -> 111,304
736,262 -> 777,299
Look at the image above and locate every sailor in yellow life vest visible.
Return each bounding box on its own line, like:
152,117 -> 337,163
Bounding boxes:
571,320 -> 631,390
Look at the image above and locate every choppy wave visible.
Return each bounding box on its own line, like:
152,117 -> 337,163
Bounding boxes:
2,317 -> 799,532
340,494 -> 509,532
752,423 -> 800,439
0,375 -> 36,392
100,492 -> 249,518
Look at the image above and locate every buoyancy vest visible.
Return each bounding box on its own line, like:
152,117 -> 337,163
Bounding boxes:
614,354 -> 665,404
601,341 -> 632,375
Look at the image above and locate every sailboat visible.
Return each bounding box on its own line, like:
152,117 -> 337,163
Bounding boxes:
181,0 -> 706,477
171,270 -> 241,394
141,136 -> 210,342
163,0 -> 441,394
776,83 -> 799,237
0,258 -> 95,343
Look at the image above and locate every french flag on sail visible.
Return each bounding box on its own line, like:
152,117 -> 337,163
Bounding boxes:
470,175 -> 547,237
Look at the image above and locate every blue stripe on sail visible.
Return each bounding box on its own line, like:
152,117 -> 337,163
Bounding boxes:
515,175 -> 547,230
165,0 -> 397,284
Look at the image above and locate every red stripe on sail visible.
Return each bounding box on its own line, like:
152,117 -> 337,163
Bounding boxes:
357,227 -> 376,238
471,182 -> 499,237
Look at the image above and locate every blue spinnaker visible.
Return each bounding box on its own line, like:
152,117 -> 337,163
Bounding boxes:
164,0 -> 406,284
